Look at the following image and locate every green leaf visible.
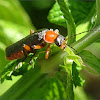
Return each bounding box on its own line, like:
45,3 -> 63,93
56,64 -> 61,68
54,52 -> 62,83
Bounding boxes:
65,46 -> 84,67
61,45 -> 86,99
45,77 -> 67,100
0,60 -> 17,83
47,2 -> 67,28
48,0 -> 95,28
68,0 -> 95,24
80,50 -> 100,74
72,62 -> 85,87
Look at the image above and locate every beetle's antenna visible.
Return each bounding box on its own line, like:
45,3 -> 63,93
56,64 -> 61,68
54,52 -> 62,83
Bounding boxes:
66,44 -> 87,62
65,29 -> 100,61
65,29 -> 99,41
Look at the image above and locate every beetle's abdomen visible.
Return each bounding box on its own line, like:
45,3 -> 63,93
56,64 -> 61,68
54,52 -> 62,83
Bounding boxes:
6,50 -> 24,60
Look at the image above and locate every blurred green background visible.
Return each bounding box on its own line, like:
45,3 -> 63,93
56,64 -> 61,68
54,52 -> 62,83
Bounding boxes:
0,0 -> 100,99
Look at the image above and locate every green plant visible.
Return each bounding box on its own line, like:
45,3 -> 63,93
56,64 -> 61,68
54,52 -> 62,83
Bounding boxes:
0,0 -> 100,100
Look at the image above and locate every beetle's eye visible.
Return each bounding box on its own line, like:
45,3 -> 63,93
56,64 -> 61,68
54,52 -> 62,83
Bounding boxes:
55,35 -> 65,47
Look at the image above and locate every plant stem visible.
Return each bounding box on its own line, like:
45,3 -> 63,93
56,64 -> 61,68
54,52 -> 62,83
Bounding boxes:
71,26 -> 100,53
64,57 -> 74,99
57,0 -> 76,45
95,0 -> 100,26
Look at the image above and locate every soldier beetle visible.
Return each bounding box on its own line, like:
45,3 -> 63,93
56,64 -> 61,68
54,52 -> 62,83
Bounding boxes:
5,28 -> 93,61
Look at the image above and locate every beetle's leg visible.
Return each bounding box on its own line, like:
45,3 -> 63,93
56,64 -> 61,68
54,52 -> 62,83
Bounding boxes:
23,44 -> 33,55
31,42 -> 47,49
45,43 -> 51,59
32,45 -> 44,49
59,40 -> 66,50
22,44 -> 33,61
22,44 -> 38,64
29,42 -> 47,63
30,30 -> 34,34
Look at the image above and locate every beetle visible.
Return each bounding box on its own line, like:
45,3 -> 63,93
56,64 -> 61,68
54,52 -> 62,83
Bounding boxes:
6,29 -> 66,60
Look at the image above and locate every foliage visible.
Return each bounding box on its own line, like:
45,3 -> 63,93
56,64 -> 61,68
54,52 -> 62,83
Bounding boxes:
0,0 -> 100,100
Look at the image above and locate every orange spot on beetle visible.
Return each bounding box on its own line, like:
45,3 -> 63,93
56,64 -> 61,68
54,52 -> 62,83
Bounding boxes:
44,31 -> 58,43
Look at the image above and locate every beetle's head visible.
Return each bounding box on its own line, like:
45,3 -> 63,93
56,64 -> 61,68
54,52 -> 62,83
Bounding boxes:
55,35 -> 66,50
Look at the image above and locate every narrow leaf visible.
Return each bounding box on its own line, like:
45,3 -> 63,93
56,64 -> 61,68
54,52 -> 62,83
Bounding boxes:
72,62 -> 85,87
80,50 -> 100,74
